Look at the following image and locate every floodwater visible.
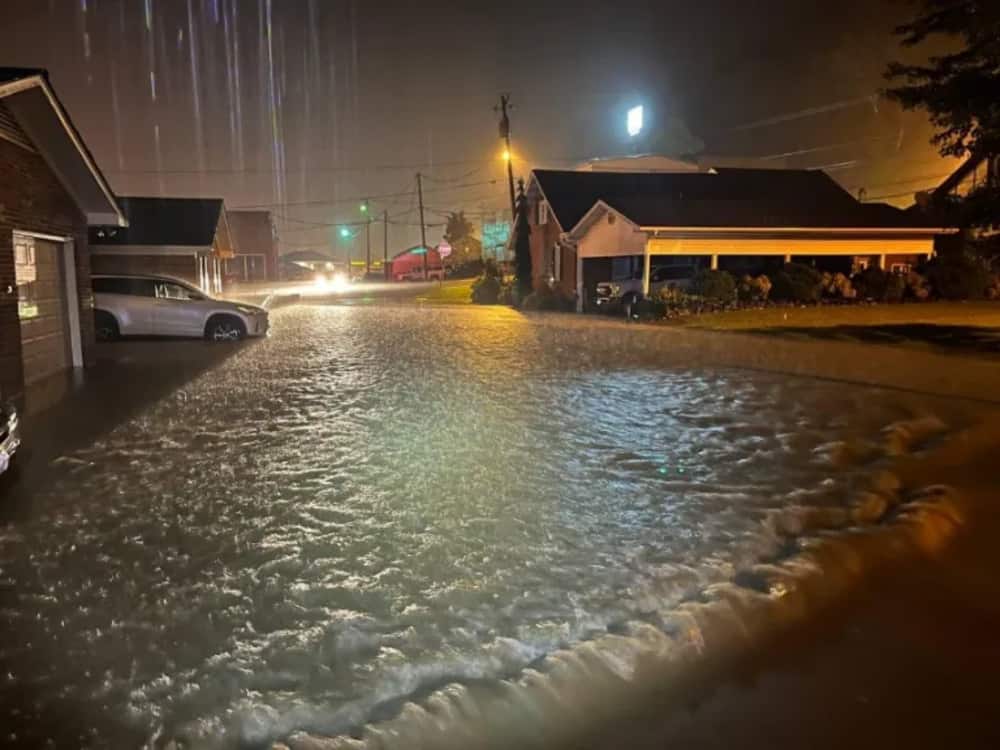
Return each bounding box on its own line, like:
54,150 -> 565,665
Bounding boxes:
0,306 -> 976,748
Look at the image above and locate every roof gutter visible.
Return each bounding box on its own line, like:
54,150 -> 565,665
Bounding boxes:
0,74 -> 127,228
641,225 -> 959,235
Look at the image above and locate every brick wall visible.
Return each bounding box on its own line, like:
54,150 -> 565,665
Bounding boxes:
0,120 -> 93,402
90,252 -> 200,287
528,203 -> 577,298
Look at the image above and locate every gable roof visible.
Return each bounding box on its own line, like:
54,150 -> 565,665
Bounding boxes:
0,67 -> 125,226
90,197 -> 224,247
227,210 -> 274,252
532,168 -> 946,233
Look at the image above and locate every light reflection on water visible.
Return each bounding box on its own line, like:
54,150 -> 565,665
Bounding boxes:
0,306 -> 969,746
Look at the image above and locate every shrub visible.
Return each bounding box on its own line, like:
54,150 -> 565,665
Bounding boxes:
884,273 -> 907,303
471,275 -> 501,304
633,297 -> 667,321
988,274 -> 1000,301
906,270 -> 931,301
497,280 -> 515,306
821,272 -> 856,300
690,269 -> 736,301
852,266 -> 889,301
656,283 -> 690,307
521,285 -> 576,312
770,263 -> 823,303
737,274 -> 772,303
449,258 -> 485,279
925,253 -> 992,300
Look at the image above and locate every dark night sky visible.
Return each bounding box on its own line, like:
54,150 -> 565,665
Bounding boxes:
1,0 -> 955,257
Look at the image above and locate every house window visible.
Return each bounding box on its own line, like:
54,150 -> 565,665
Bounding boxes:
552,243 -> 562,282
537,201 -> 549,226
13,238 -> 39,320
890,263 -> 911,275
853,256 -> 871,273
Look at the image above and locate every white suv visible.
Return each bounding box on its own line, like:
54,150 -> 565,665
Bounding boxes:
93,274 -> 269,341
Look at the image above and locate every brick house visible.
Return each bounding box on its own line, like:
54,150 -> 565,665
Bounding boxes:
525,168 -> 955,310
0,68 -> 125,401
225,210 -> 278,283
90,197 -> 234,295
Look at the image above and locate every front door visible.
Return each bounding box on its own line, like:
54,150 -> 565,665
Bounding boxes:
13,234 -> 70,385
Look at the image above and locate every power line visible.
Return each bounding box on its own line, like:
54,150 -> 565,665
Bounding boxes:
104,158 -> 495,175
229,178 -> 499,210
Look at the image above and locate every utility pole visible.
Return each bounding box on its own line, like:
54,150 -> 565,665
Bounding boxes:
383,209 -> 389,280
497,94 -> 516,222
365,217 -> 372,275
416,171 -> 428,281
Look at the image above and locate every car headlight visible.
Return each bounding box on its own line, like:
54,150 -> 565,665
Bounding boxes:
235,305 -> 260,315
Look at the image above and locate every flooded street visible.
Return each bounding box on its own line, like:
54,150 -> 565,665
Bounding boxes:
0,306 -> 978,748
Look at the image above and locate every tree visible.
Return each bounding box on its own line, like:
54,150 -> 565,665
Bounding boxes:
885,1 -> 1000,234
443,211 -> 482,265
513,179 -> 532,300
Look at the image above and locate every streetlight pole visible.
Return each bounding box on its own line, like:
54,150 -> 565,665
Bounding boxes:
383,209 -> 389,280
416,171 -> 428,281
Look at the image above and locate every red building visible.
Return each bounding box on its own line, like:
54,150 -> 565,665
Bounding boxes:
390,247 -> 444,281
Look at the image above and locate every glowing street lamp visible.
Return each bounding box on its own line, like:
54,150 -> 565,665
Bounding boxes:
360,201 -> 369,214
502,148 -> 511,163
339,226 -> 352,240
627,105 -> 644,138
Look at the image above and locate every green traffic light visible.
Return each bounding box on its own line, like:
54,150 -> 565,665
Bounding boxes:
360,203 -> 368,213
339,227 -> 351,239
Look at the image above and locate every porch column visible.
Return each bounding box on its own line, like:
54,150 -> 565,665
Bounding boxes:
575,253 -> 584,313
784,253 -> 792,263
878,254 -> 887,270
710,254 -> 719,270
642,245 -> 651,297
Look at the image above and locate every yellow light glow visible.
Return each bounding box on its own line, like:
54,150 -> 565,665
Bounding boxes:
502,149 -> 511,162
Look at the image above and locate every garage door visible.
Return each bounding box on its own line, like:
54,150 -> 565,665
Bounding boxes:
13,234 -> 71,385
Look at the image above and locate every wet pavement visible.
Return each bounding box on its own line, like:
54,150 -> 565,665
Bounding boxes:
0,305 -> 983,748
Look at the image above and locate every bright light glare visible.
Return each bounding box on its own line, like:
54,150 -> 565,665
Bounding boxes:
502,149 -> 511,162
627,105 -> 644,137
313,272 -> 351,293
329,273 -> 350,293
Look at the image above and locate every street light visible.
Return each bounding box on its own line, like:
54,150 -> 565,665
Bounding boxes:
339,226 -> 352,240
627,105 -> 644,138
360,201 -> 369,214
502,149 -> 511,163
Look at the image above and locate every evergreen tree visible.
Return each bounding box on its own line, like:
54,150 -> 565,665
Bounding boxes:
513,179 -> 533,299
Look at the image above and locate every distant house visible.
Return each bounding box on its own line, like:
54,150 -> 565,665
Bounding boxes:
226,210 -> 278,283
90,197 -> 234,295
525,168 -> 957,310
0,68 -> 126,399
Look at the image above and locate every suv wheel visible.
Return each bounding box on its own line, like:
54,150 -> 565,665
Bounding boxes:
205,315 -> 247,342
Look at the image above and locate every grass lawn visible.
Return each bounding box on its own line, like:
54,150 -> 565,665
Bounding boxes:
672,301 -> 1000,356
414,279 -> 474,305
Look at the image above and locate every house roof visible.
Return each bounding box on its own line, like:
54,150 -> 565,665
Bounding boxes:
0,67 -> 125,226
531,168 -> 946,233
227,210 -> 274,252
89,197 -> 224,247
